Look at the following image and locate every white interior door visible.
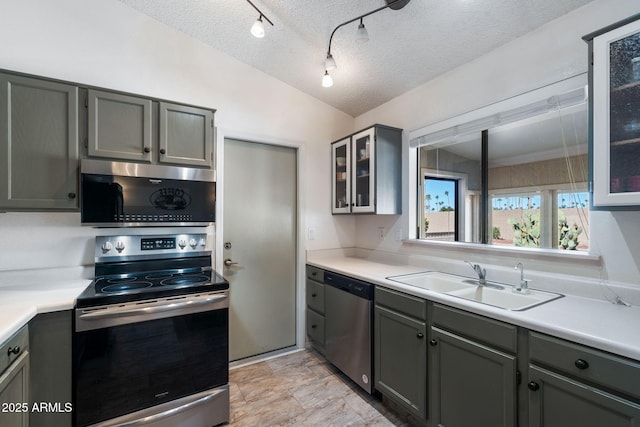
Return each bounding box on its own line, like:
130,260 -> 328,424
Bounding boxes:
223,138 -> 297,361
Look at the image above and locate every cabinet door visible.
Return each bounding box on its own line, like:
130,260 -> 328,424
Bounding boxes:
528,365 -> 640,427
87,89 -> 153,162
0,351 -> 29,427
29,311 -> 72,427
430,326 -> 517,427
592,18 -> 640,206
159,102 -> 213,167
331,137 -> 351,213
375,305 -> 427,419
0,74 -> 79,209
351,128 -> 375,213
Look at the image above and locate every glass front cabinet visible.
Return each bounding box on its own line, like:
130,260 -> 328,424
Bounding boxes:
586,14 -> 640,207
331,125 -> 402,215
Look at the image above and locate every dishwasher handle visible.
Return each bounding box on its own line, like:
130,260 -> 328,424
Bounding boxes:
324,272 -> 374,300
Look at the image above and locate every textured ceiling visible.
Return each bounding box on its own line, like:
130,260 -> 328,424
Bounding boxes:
117,0 -> 596,117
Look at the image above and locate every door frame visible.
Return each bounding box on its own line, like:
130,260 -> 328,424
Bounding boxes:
216,127 -> 306,353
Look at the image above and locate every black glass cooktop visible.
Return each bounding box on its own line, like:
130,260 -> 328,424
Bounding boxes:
76,268 -> 229,308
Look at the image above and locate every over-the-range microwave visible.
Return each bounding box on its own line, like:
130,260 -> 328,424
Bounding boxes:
80,159 -> 216,227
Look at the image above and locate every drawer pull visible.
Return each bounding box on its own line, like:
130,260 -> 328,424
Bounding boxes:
311,272 -> 317,276
311,293 -> 317,297
528,381 -> 540,391
417,332 -> 424,339
429,339 -> 438,346
7,346 -> 20,356
311,324 -> 317,329
575,359 -> 589,370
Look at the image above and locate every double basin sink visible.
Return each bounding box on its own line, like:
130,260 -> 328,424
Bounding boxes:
386,271 -> 563,311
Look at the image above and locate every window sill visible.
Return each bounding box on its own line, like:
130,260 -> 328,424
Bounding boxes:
402,239 -> 602,267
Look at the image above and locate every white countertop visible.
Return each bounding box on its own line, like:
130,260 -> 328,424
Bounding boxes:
0,267 -> 91,344
307,255 -> 640,361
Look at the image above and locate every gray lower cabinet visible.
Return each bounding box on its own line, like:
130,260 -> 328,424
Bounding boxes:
0,325 -> 29,427
374,287 -> 427,420
0,73 -> 79,210
306,266 -> 325,353
430,304 -> 517,427
29,310 -> 72,427
528,331 -> 640,427
87,90 -> 214,167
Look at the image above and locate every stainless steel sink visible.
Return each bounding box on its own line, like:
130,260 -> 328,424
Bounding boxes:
386,271 -> 563,311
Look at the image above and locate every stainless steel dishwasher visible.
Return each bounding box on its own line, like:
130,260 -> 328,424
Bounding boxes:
324,271 -> 374,394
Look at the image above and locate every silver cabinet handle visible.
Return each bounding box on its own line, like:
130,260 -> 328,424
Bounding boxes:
79,294 -> 228,320
224,258 -> 238,266
96,388 -> 226,427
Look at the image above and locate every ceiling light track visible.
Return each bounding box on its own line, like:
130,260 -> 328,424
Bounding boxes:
322,0 -> 411,87
246,0 -> 274,38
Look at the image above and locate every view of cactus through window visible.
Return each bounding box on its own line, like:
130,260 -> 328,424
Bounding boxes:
418,82 -> 590,252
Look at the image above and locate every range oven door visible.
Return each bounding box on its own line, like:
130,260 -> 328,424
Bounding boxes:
73,292 -> 229,427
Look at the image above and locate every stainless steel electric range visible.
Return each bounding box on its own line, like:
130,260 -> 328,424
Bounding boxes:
74,234 -> 229,427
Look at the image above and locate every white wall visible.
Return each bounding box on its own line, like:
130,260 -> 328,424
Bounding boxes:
353,0 -> 640,286
0,0 -> 354,271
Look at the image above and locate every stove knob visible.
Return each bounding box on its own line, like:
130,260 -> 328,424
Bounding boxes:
189,239 -> 197,249
101,241 -> 113,253
115,241 -> 125,252
199,238 -> 206,248
178,239 -> 187,249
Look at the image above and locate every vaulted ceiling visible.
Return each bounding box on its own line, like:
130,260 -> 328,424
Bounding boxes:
117,0 -> 596,117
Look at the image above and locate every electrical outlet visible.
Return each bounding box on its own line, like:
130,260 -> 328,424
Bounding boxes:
378,227 -> 385,240
308,227 -> 315,240
395,228 -> 402,241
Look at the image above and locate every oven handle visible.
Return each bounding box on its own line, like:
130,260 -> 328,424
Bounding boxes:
92,387 -> 227,427
78,294 -> 228,321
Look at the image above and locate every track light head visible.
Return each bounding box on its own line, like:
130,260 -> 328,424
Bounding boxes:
322,70 -> 334,88
325,53 -> 337,71
356,18 -> 369,43
251,15 -> 265,38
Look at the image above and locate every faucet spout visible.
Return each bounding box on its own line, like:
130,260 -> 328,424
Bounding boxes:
514,262 -> 529,293
465,261 -> 486,285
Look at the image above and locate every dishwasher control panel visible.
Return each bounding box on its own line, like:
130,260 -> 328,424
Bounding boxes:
324,272 -> 374,300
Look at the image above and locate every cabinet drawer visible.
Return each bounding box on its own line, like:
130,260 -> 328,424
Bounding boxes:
306,279 -> 325,314
529,331 -> 640,400
0,325 -> 28,375
306,309 -> 325,347
432,304 -> 516,353
306,265 -> 325,282
375,286 -> 427,321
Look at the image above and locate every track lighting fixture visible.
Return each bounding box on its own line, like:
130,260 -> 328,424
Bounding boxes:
321,0 -> 411,87
356,18 -> 369,43
246,0 -> 274,38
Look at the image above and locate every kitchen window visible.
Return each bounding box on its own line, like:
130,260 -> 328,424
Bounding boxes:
412,75 -> 590,253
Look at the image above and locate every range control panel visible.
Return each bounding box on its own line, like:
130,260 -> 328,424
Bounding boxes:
95,234 -> 209,261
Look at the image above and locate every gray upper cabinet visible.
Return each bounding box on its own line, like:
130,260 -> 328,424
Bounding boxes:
584,14 -> 640,208
87,90 -> 214,168
87,89 -> 153,162
331,124 -> 402,215
159,102 -> 213,168
0,73 -> 79,210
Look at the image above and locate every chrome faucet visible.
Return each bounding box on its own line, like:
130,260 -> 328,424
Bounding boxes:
514,262 -> 529,293
465,261 -> 486,285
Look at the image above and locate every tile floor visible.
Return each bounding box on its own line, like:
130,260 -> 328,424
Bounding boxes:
228,348 -> 418,426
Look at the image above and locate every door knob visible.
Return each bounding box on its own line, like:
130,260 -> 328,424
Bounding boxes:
224,259 -> 238,267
